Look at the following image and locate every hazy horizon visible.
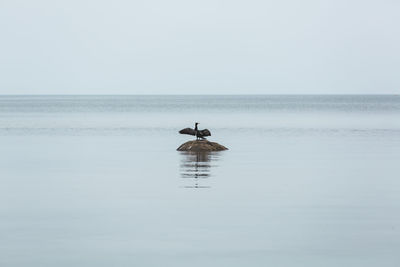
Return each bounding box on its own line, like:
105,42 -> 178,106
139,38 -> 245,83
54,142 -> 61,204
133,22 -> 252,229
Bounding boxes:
0,93 -> 398,96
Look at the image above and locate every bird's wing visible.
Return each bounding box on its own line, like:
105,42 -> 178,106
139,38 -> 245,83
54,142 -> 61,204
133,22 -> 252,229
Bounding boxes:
179,128 -> 196,136
200,129 -> 211,136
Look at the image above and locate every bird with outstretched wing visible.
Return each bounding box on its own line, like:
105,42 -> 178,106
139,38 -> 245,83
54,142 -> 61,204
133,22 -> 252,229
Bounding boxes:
179,122 -> 211,140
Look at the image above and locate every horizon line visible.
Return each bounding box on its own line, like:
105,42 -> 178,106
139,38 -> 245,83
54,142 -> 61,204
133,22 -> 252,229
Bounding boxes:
0,93 -> 398,96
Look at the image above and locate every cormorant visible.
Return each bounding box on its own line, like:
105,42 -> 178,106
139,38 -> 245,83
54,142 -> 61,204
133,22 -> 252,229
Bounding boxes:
179,122 -> 211,140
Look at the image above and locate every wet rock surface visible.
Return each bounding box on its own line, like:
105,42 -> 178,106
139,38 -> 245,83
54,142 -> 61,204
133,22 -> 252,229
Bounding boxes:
177,140 -> 228,152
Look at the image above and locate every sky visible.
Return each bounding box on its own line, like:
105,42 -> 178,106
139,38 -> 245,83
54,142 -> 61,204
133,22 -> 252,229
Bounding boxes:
0,0 -> 399,95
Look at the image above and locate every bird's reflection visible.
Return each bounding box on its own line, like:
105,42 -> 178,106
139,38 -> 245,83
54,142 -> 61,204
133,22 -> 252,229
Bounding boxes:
179,152 -> 220,188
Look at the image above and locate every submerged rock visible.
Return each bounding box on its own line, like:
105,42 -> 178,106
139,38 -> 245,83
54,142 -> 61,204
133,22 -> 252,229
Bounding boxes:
177,140 -> 228,152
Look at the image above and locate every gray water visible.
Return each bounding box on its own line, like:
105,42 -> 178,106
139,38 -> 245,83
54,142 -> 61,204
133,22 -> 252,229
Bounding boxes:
1,95 -> 399,267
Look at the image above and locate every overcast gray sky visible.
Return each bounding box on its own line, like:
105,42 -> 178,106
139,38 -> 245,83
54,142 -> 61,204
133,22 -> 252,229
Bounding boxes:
0,0 -> 399,94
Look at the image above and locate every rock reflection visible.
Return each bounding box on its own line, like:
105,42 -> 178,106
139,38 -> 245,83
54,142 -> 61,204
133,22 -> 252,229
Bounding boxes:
179,152 -> 220,188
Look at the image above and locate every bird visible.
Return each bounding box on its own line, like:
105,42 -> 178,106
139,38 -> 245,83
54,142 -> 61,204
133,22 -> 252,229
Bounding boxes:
179,122 -> 211,140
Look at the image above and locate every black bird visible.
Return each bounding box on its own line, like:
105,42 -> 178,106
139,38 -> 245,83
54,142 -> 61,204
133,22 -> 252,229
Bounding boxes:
179,122 -> 211,140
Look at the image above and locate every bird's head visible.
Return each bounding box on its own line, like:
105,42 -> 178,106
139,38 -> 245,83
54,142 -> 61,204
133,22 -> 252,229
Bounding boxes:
195,122 -> 199,125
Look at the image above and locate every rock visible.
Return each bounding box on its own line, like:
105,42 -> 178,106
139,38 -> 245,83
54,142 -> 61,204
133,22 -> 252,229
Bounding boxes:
177,140 -> 228,152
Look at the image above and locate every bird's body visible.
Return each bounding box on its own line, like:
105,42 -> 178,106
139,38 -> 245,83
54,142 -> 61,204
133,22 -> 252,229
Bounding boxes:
179,122 -> 211,140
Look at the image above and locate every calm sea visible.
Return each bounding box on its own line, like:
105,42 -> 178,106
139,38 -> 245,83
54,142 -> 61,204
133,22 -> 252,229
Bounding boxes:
1,95 -> 399,267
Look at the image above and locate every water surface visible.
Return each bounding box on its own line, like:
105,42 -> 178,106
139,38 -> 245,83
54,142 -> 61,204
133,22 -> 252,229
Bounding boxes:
0,95 -> 399,267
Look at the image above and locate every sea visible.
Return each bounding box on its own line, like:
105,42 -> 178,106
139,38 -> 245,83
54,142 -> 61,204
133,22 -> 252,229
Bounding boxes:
0,95 -> 399,267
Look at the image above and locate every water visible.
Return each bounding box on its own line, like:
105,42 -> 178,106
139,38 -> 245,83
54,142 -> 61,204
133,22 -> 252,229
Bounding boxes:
0,95 -> 399,266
